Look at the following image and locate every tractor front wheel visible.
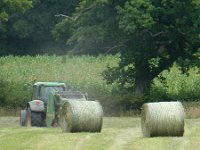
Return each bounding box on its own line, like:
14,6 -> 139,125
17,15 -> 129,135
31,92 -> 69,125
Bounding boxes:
20,110 -> 27,126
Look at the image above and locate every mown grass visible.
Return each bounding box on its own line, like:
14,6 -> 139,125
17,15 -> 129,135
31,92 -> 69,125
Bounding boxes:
124,118 -> 200,150
0,117 -> 200,150
0,117 -> 140,150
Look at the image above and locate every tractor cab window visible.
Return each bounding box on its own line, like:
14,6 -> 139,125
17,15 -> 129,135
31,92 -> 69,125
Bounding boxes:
40,86 -> 64,102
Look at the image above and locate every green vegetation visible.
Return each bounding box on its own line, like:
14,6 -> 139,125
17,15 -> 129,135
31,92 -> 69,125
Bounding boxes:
51,0 -> 200,101
100,0 -> 200,100
0,0 -> 79,54
0,0 -> 32,22
0,55 -> 200,112
0,55 -> 119,109
0,117 -> 200,150
0,0 -> 32,54
152,65 -> 200,102
0,0 -> 200,112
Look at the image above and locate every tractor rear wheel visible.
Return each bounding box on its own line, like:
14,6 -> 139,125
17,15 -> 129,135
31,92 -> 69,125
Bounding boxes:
26,108 -> 46,127
31,111 -> 45,127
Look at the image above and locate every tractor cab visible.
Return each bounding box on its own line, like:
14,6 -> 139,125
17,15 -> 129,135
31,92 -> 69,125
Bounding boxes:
32,82 -> 66,103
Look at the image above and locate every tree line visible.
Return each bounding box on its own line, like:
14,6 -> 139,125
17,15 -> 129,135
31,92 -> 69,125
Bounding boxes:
1,0 -> 200,104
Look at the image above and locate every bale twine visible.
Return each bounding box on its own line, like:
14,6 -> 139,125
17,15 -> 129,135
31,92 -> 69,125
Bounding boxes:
60,100 -> 103,132
141,101 -> 185,137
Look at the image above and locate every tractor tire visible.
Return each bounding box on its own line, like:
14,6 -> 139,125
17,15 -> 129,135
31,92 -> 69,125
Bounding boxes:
31,111 -> 45,127
20,110 -> 27,126
26,108 -> 46,127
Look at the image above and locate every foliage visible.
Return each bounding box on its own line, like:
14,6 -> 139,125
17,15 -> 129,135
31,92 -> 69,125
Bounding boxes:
104,0 -> 200,100
0,0 -> 80,55
0,55 -> 200,110
0,0 -> 32,22
0,0 -> 200,108
151,64 -> 200,102
0,55 -> 119,107
52,19 -> 74,43
53,0 -> 122,55
54,0 -> 200,102
0,0 -> 32,33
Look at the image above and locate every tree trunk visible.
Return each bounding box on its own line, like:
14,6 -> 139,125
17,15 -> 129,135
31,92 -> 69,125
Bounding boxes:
135,59 -> 152,102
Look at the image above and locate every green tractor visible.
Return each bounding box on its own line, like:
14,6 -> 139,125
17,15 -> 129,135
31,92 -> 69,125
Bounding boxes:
20,82 -> 87,127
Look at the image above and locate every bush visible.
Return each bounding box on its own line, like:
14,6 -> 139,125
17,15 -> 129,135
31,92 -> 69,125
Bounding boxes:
151,64 -> 200,102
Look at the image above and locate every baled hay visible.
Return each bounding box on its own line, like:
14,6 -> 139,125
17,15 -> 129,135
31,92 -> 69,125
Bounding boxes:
141,101 -> 185,137
60,100 -> 103,132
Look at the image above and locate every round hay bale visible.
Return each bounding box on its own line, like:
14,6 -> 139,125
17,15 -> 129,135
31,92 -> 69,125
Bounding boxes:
141,101 -> 185,137
60,100 -> 103,132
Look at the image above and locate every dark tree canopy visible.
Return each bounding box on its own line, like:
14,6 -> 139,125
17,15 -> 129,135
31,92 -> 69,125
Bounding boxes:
53,0 -> 121,55
0,0 -> 32,22
54,0 -> 200,101
0,0 -> 80,55
109,0 -> 200,100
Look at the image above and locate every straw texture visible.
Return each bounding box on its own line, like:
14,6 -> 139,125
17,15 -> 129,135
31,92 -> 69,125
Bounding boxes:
141,101 -> 185,137
60,100 -> 103,132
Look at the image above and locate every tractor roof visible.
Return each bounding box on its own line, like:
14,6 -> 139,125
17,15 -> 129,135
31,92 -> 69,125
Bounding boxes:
33,82 -> 66,87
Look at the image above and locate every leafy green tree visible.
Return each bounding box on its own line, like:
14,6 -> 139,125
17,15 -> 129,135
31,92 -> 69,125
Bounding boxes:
0,0 -> 32,53
0,0 -> 32,22
111,0 -> 200,101
0,0 -> 79,55
53,0 -> 123,55
56,0 -> 200,102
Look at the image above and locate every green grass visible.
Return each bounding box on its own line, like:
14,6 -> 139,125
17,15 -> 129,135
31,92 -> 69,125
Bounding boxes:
0,117 -> 200,150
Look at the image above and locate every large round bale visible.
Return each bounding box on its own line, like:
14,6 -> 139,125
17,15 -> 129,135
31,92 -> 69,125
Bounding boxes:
141,101 -> 185,137
60,100 -> 103,132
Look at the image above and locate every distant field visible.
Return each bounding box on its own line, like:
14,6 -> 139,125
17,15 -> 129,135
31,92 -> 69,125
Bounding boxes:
0,55 -> 120,112
0,117 -> 200,150
0,54 -> 200,115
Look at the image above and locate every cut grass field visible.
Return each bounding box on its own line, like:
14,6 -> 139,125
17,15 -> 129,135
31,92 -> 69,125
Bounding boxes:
0,117 -> 200,150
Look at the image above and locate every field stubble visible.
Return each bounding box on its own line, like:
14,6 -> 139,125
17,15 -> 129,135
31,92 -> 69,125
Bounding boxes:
0,117 -> 200,150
